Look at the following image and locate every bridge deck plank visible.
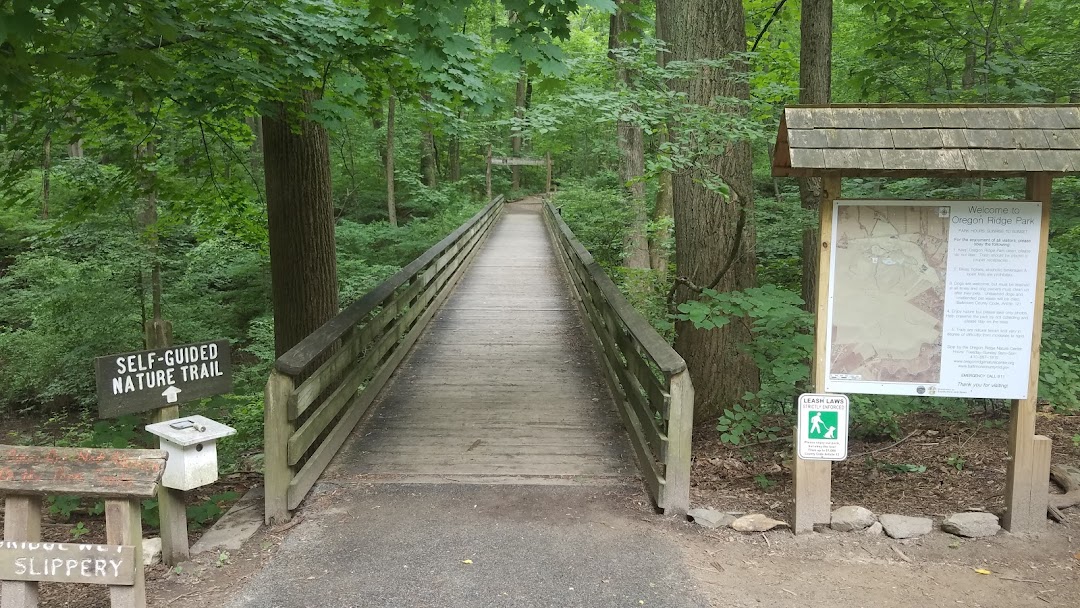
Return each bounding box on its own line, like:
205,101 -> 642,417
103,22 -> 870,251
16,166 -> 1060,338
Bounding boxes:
324,201 -> 637,484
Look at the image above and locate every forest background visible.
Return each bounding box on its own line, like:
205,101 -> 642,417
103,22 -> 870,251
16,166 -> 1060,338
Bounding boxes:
1,0 -> 1079,523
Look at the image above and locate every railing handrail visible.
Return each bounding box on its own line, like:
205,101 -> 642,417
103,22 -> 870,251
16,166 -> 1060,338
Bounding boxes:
275,195 -> 507,376
544,202 -> 686,374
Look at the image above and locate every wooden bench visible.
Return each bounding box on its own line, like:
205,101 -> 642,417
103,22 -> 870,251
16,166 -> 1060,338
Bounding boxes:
0,445 -> 167,608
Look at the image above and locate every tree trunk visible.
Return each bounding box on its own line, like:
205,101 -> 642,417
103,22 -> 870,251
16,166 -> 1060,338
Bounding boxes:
650,0 -> 675,274
262,91 -> 340,358
611,1 -> 650,269
962,44 -> 976,89
511,73 -> 526,190
246,116 -> 263,175
387,95 -> 397,227
669,0 -> 759,423
42,133 -> 51,220
420,93 -> 438,188
798,0 -> 832,313
448,110 -> 462,182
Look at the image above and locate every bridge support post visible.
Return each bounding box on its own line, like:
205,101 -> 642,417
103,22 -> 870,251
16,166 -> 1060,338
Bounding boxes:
662,370 -> 694,515
264,369 -> 296,525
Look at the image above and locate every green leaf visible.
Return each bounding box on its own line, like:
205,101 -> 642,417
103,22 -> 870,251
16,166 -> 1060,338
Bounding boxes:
491,52 -> 522,73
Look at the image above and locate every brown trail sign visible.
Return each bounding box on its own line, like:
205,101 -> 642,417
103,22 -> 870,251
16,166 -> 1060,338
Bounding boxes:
0,445 -> 166,608
95,339 -> 232,418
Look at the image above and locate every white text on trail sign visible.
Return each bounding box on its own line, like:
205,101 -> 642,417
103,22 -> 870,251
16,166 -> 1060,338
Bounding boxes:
95,340 -> 232,418
797,393 -> 849,461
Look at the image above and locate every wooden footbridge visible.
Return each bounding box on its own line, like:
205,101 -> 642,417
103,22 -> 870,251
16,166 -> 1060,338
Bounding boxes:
263,196 -> 694,524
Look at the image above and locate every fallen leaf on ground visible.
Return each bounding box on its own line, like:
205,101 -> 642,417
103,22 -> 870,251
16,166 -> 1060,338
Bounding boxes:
974,568 -> 992,575
462,559 -> 473,564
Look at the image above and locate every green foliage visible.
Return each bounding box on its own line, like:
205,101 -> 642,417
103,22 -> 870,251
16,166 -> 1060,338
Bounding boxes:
753,474 -> 776,491
946,453 -> 966,471
46,495 -> 82,521
715,403 -> 780,446
676,284 -> 812,415
552,175 -> 632,267
69,522 -> 90,540
187,492 -> 240,529
848,396 -> 905,441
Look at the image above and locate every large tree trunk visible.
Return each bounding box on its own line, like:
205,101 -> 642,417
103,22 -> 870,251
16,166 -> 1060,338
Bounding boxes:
798,0 -> 832,312
263,92 -> 340,358
650,0 -> 675,274
669,0 -> 759,423
387,95 -> 397,227
511,73 -> 526,190
610,1 -> 650,269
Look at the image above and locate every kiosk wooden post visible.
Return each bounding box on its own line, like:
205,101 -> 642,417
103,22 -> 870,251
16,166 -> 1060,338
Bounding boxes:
0,446 -> 166,608
793,176 -> 841,534
1003,173 -> 1054,534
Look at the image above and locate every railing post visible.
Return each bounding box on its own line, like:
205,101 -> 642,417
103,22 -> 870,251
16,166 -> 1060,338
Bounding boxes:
663,370 -> 694,515
264,369 -> 296,525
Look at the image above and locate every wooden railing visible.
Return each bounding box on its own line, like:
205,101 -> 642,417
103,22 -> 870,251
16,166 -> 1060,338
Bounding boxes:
264,196 -> 506,523
543,202 -> 694,514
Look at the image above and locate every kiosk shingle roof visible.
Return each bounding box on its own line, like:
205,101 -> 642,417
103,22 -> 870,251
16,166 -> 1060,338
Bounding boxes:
772,105 -> 1080,177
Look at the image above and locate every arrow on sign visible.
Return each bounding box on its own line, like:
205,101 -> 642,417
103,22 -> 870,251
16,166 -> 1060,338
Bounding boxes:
161,386 -> 182,404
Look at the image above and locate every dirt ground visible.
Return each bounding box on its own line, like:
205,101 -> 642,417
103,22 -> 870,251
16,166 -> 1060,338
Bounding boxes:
690,411 -> 1080,519
5,411 -> 1079,607
144,482 -> 1080,608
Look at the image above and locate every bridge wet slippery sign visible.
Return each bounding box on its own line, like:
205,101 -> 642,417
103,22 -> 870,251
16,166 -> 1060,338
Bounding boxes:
95,340 -> 232,418
797,393 -> 849,461
0,542 -> 135,585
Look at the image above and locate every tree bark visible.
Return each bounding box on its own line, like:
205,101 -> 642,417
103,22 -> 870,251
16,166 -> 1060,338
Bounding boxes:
246,115 -> 263,175
42,133 -> 51,220
419,92 -> 438,188
611,1 -> 650,269
262,91 -> 340,358
669,0 -> 759,422
962,43 -> 976,89
448,110 -> 462,182
650,0 -> 675,274
798,0 -> 832,313
386,95 -> 397,227
511,73 -> 526,190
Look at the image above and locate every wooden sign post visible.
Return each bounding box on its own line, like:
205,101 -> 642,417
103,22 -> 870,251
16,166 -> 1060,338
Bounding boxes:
0,445 -> 167,608
95,334 -> 232,565
485,153 -> 552,197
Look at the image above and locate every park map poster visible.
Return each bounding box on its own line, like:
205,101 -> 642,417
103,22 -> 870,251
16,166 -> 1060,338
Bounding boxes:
825,200 -> 1042,399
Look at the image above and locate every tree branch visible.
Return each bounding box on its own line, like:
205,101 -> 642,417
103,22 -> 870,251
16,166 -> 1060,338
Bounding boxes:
666,180 -> 751,309
750,0 -> 788,53
78,34 -> 199,59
